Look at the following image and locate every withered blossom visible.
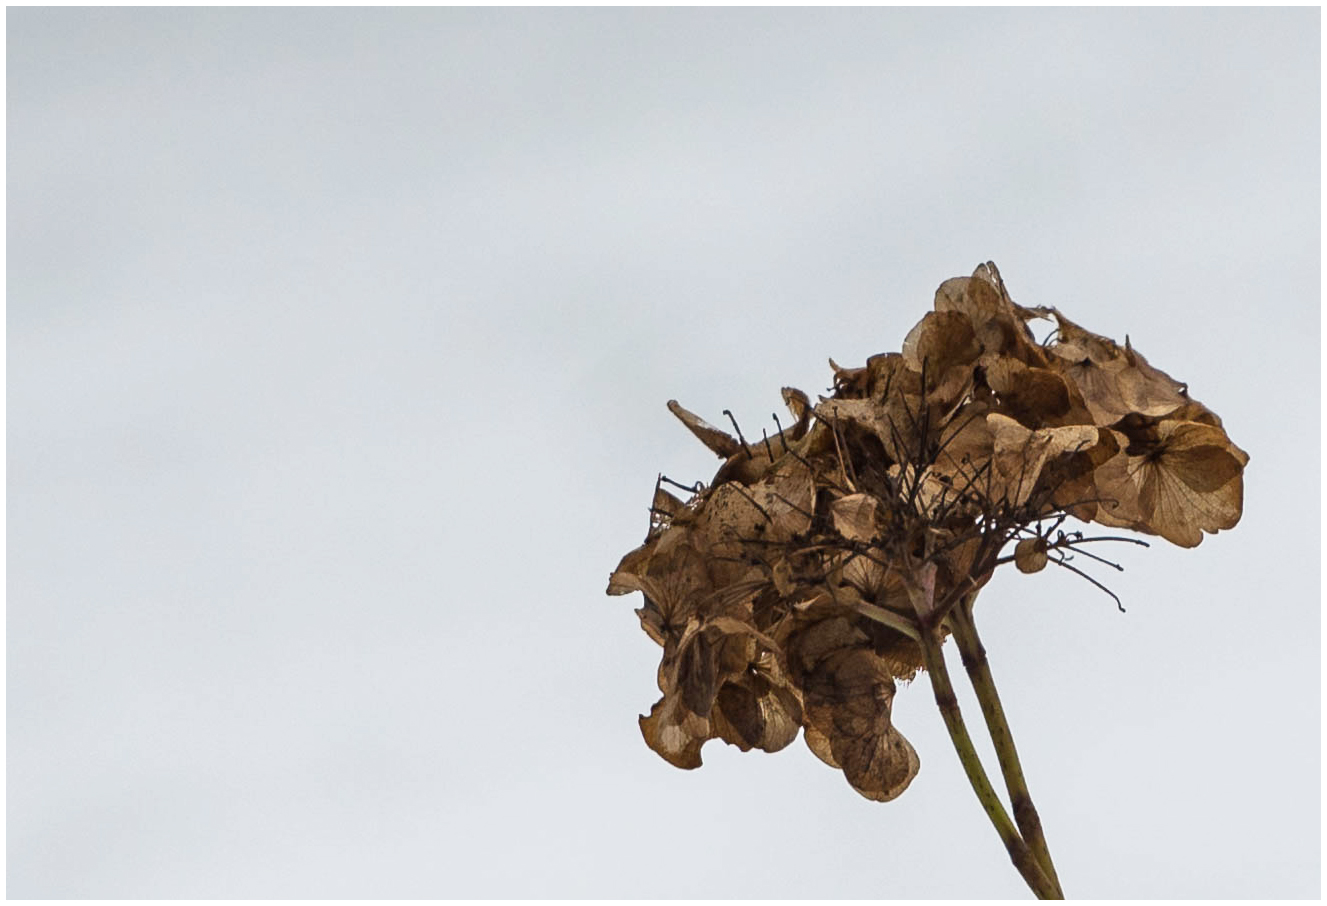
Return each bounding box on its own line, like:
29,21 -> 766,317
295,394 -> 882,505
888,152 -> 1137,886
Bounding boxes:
607,262 -> 1246,897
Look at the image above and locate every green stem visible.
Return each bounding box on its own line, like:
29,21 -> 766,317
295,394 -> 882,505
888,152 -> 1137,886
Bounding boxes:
917,625 -> 1061,899
948,595 -> 1064,897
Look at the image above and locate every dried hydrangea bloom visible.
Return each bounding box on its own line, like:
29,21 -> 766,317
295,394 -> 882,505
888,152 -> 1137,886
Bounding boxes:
608,261 -> 1247,804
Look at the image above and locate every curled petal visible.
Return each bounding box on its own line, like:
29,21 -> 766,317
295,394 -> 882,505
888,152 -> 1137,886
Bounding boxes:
639,694 -> 711,769
1014,537 -> 1049,574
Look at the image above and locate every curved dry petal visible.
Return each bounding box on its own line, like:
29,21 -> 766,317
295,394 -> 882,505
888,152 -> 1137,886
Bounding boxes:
983,357 -> 1082,427
817,395 -> 922,465
1046,313 -> 1190,423
1091,437 -> 1148,531
607,543 -> 654,596
667,399 -> 742,458
1119,338 -> 1190,415
1165,399 -> 1225,429
1091,420 -> 1247,546
830,492 -> 884,543
639,694 -> 711,769
1042,426 -> 1120,521
751,456 -> 817,537
902,310 -> 982,378
931,404 -> 996,490
798,645 -> 919,802
1014,537 -> 1049,573
675,622 -> 724,717
612,534 -> 714,644
665,613 -> 787,719
711,671 -> 803,753
935,275 -> 1048,367
651,484 -> 690,523
1135,421 -> 1246,547
803,721 -> 840,768
780,386 -> 813,440
988,413 -> 1099,507
829,357 -> 871,396
865,353 -> 920,401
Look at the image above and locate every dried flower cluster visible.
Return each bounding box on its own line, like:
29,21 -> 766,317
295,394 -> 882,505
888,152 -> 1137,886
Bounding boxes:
607,262 -> 1246,803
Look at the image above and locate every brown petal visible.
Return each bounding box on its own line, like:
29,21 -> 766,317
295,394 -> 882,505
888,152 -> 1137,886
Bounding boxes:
675,623 -> 722,717
799,647 -> 919,802
1091,440 -> 1148,530
830,493 -> 883,543
1118,338 -> 1190,416
901,310 -> 981,378
829,357 -> 870,396
1134,421 -> 1246,547
1014,537 -> 1049,573
1043,426 -> 1120,521
1046,314 -> 1190,422
983,358 -> 1076,426
651,485 -> 689,522
988,414 -> 1099,507
639,694 -> 711,769
790,616 -> 871,671
803,721 -> 840,768
816,395 -> 926,466
865,353 -> 921,401
711,672 -> 803,753
1091,421 -> 1246,546
667,399 -> 742,458
936,275 -> 1047,367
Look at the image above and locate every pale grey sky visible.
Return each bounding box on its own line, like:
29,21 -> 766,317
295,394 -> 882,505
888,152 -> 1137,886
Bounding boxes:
8,7 -> 1319,898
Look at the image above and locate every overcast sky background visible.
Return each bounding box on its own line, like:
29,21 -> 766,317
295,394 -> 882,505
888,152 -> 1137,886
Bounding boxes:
8,7 -> 1320,899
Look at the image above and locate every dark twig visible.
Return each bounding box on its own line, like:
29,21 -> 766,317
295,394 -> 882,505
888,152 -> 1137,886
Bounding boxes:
1047,556 -> 1127,612
660,475 -> 704,496
724,410 -> 753,457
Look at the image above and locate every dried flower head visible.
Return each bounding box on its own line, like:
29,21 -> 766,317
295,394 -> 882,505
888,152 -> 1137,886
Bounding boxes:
608,261 -> 1246,803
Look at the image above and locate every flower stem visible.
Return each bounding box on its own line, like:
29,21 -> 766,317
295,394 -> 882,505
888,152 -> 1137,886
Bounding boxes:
948,594 -> 1064,897
917,624 -> 1061,899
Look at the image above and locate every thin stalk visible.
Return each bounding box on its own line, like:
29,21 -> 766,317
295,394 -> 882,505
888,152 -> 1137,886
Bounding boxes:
949,594 -> 1065,897
917,626 -> 1060,899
